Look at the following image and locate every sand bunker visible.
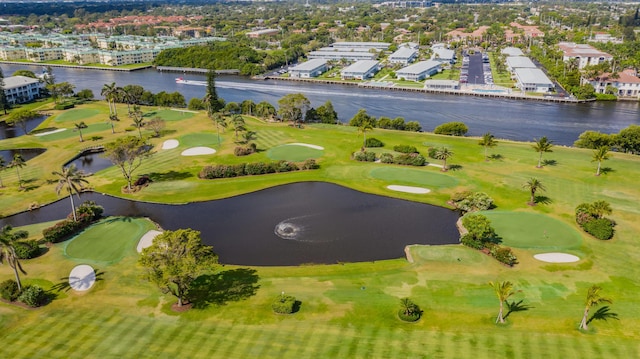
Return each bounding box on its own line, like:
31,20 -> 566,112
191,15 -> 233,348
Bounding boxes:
534,252 -> 580,263
34,128 -> 66,137
181,147 -> 216,156
137,230 -> 163,253
428,163 -> 444,168
162,139 -> 179,150
285,143 -> 325,150
69,265 -> 96,291
387,185 -> 431,194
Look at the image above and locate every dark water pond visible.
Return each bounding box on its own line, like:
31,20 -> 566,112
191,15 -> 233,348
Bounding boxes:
64,152 -> 112,174
0,115 -> 48,140
0,148 -> 46,163
0,182 -> 460,266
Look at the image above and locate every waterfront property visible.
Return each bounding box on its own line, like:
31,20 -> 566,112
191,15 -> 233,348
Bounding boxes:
558,42 -> 613,69
288,59 -> 328,78
501,47 -> 524,57
424,79 -> 459,90
505,56 -> 536,71
388,47 -> 418,65
341,60 -> 381,80
308,50 -> 377,62
513,68 -> 554,92
2,75 -> 44,104
585,68 -> 640,99
331,41 -> 391,51
396,60 -> 441,81
431,43 -> 456,64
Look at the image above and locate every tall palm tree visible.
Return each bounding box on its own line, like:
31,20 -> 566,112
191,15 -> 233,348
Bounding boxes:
479,132 -> 497,161
532,136 -> 553,168
231,114 -> 246,141
592,146 -> 610,176
579,285 -> 612,330
435,147 -> 454,171
211,112 -> 227,145
589,200 -> 612,219
0,157 -> 6,188
489,281 -> 517,323
523,177 -> 545,206
52,164 -> 89,222
108,113 -> 119,134
358,122 -> 373,150
0,226 -> 27,292
131,105 -> 145,139
9,153 -> 26,189
74,121 -> 88,142
101,82 -> 122,117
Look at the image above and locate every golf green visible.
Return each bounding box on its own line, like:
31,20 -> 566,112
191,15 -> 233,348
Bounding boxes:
369,167 -> 458,188
63,217 -> 156,263
180,132 -> 221,147
144,109 -> 195,121
478,211 -> 583,250
267,144 -> 323,161
54,109 -> 101,123
40,122 -> 111,141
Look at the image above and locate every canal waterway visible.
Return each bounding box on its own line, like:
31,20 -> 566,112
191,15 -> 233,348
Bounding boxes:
0,182 -> 460,266
2,63 -> 639,146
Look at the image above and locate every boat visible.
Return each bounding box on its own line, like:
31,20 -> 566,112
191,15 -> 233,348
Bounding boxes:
175,77 -> 207,86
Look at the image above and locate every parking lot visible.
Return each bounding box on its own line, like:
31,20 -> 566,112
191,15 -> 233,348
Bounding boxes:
460,51 -> 493,86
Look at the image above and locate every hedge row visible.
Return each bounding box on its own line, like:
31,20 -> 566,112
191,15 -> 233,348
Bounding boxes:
42,201 -> 104,243
199,159 -> 319,179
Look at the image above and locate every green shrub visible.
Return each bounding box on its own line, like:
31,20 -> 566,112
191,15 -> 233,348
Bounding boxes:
300,159 -> 318,170
434,121 -> 468,136
461,233 -> 484,250
393,153 -> 426,166
54,102 -> 75,110
404,121 -> 422,132
18,285 -> 47,307
13,240 -> 41,259
124,127 -> 136,132
90,136 -> 103,141
353,151 -> 377,162
380,153 -> 394,164
199,160 -> 316,179
489,246 -> 518,266
461,214 -> 498,245
272,294 -> 298,314
427,147 -> 438,159
42,219 -> 85,243
454,192 -> 494,213
583,218 -> 615,240
0,279 -> 20,301
451,191 -> 472,202
75,201 -> 104,222
398,298 -> 421,322
398,309 -> 421,322
393,145 -> 418,154
365,137 -> 384,148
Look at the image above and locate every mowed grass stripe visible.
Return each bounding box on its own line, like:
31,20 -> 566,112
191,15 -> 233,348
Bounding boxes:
181,322 -> 212,358
86,315 -> 136,357
256,130 -> 289,149
58,310 -> 104,356
11,313 -> 76,358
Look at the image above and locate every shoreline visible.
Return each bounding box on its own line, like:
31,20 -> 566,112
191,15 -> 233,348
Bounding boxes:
0,60 -> 152,72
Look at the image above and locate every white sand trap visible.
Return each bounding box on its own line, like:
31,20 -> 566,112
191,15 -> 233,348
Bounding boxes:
162,139 -> 179,150
137,230 -> 163,253
181,147 -> 216,156
69,265 -> 96,291
285,143 -> 325,150
534,252 -> 580,263
387,185 -> 431,194
34,128 -> 66,136
170,108 -> 198,113
428,163 -> 444,168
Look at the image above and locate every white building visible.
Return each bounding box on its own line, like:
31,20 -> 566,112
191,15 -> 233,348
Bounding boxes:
431,44 -> 455,64
0,47 -> 25,60
388,47 -> 418,64
424,79 -> 459,90
308,51 -> 377,62
501,47 -> 524,57
3,76 -> 44,104
331,42 -> 390,51
557,42 -> 613,69
505,56 -> 536,71
396,60 -> 441,81
585,69 -> 640,99
341,60 -> 380,80
513,68 -> 554,93
288,59 -> 328,78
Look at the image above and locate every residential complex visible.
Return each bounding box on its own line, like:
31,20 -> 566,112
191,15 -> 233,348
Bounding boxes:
557,42 -> 613,69
2,75 -> 44,104
585,69 -> 640,99
396,60 -> 441,81
341,60 -> 380,80
288,59 -> 328,78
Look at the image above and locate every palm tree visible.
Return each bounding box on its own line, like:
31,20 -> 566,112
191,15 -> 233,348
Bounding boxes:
589,200 -> 612,219
523,177 -> 545,206
9,153 -> 26,189
592,146 -> 610,176
532,136 -> 553,168
101,82 -> 122,117
579,285 -> 613,330
211,112 -> 227,145
400,297 -> 418,316
358,122 -> 373,150
131,105 -> 145,139
231,114 -> 246,141
74,121 -> 88,142
108,113 -> 119,134
489,281 -> 517,323
0,226 -> 27,292
435,147 -> 454,171
479,132 -> 497,161
0,157 -> 6,188
52,164 -> 89,222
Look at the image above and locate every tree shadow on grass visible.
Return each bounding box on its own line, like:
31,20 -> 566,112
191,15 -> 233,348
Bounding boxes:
51,268 -> 105,293
448,164 -> 463,171
534,195 -> 553,205
488,154 -> 504,161
503,299 -> 533,321
146,170 -> 193,182
599,167 -> 615,175
189,268 -> 260,309
542,159 -> 558,166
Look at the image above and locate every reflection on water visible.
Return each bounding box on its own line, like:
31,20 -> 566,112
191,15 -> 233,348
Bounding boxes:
64,152 -> 112,174
0,115 -> 47,140
0,148 -> 46,163
0,182 -> 460,266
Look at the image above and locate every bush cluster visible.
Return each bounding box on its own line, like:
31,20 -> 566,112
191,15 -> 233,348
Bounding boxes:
353,151 -> 377,162
53,102 -> 75,110
451,191 -> 494,214
461,214 -> 518,266
379,152 -> 426,166
583,218 -> 615,240
199,160 -> 318,179
272,294 -> 298,314
434,121 -> 468,136
398,298 -> 421,322
365,137 -> 384,148
488,245 -> 518,266
43,201 -> 104,243
393,145 -> 418,154
234,143 -> 257,156
13,240 -> 41,259
0,279 -> 20,301
575,201 -> 615,240
17,285 -> 47,307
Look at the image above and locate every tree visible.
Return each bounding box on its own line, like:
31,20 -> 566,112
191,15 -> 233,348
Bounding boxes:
211,112 -> 227,145
400,297 -> 419,316
241,99 -> 255,116
278,93 -> 310,126
479,132 -> 498,161
231,114 -> 246,141
358,122 -> 373,150
523,177 -> 545,206
108,113 -> 119,134
12,70 -> 37,79
434,122 -> 468,136
316,100 -> 338,124
579,285 -> 617,331
532,136 -> 554,168
52,164 -> 88,222
0,226 -> 28,292
101,82 -> 121,117
592,146 -> 610,176
615,125 -> 640,154
255,101 -> 276,120
0,67 -> 9,115
488,281 -> 517,324
7,109 -> 39,135
205,69 -> 225,114
74,122 -> 88,142
435,147 -> 453,171
147,116 -> 166,137
589,200 -> 612,219
103,136 -> 154,191
131,105 -> 145,139
9,153 -> 26,189
139,229 -> 218,307
0,157 -> 5,188
349,108 -> 376,128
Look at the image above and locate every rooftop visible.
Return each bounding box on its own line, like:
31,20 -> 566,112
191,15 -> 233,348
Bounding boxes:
342,60 -> 380,74
506,56 -> 536,68
397,60 -> 441,74
558,42 -> 612,58
514,68 -> 553,85
289,59 -> 327,71
4,75 -> 41,89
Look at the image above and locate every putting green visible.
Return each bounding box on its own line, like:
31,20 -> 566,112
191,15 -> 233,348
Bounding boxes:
267,144 -> 323,161
40,122 -> 111,141
63,217 -> 156,264
478,211 -> 582,250
54,109 -> 101,123
180,132 -> 221,147
144,109 -> 195,121
369,167 -> 458,188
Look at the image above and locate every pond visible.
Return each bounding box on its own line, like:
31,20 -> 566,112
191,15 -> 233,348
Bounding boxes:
0,182 -> 460,266
64,151 -> 112,174
0,115 -> 48,140
0,148 -> 46,163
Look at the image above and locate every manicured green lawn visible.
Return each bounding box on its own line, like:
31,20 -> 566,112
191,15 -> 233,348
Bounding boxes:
480,211 -> 583,250
54,109 -> 101,123
180,132 -> 221,147
267,144 -> 324,161
63,217 -> 156,264
369,167 -> 458,188
40,122 -> 111,142
144,109 -> 196,122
